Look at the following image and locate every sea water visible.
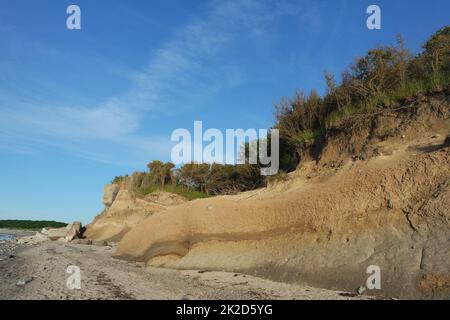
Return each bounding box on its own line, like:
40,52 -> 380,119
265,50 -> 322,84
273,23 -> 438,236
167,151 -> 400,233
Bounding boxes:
0,234 -> 15,241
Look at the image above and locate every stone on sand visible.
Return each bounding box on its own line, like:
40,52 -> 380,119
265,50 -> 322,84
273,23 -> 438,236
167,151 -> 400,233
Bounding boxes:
47,221 -> 82,241
16,277 -> 33,287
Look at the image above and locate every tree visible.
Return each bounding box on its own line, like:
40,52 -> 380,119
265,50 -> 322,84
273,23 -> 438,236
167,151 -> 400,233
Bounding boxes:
422,26 -> 450,87
147,160 -> 175,187
177,163 -> 210,192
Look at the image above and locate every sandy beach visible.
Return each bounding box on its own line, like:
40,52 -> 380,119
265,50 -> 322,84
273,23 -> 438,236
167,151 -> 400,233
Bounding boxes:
0,238 -> 372,300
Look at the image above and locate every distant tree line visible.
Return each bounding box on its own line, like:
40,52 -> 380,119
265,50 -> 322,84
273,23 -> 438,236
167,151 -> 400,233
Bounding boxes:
0,220 -> 68,230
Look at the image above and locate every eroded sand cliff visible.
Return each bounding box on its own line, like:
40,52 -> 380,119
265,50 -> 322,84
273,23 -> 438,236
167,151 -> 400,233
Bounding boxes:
93,92 -> 449,299
86,179 -> 187,241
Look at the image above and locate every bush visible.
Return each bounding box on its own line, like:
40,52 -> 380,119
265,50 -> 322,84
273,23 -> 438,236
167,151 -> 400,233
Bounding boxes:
147,161 -> 175,187
421,26 -> 450,89
112,175 -> 126,184
274,26 -> 450,165
176,163 -> 265,196
130,161 -> 265,198
136,184 -> 209,201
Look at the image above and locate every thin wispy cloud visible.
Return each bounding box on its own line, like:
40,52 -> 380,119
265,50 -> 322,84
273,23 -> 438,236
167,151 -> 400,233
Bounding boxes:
0,0 -> 317,165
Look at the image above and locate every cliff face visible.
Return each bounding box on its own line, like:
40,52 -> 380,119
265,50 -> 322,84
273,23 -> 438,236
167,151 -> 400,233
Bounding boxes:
113,148 -> 450,299
85,176 -> 187,241
111,93 -> 450,299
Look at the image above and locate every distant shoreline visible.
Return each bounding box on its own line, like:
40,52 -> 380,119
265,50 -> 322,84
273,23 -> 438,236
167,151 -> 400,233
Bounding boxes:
0,220 -> 68,232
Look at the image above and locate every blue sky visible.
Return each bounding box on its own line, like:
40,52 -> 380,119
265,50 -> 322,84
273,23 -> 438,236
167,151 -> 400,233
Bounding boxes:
0,0 -> 449,224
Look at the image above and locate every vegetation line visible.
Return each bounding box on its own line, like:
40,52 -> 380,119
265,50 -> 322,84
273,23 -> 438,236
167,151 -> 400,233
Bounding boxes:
112,27 -> 450,200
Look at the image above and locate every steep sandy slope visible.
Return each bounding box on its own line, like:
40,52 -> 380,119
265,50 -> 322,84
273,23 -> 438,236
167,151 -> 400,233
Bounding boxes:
114,147 -> 449,298
113,93 -> 450,299
85,178 -> 186,241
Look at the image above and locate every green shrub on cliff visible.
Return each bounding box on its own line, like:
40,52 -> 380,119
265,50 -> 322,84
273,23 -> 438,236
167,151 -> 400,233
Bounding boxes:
275,27 -> 450,171
132,162 -> 264,198
136,184 -> 209,201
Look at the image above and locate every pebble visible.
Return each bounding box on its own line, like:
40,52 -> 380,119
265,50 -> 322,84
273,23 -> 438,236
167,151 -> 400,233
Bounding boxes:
16,277 -> 33,287
0,240 -> 18,259
357,286 -> 366,295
